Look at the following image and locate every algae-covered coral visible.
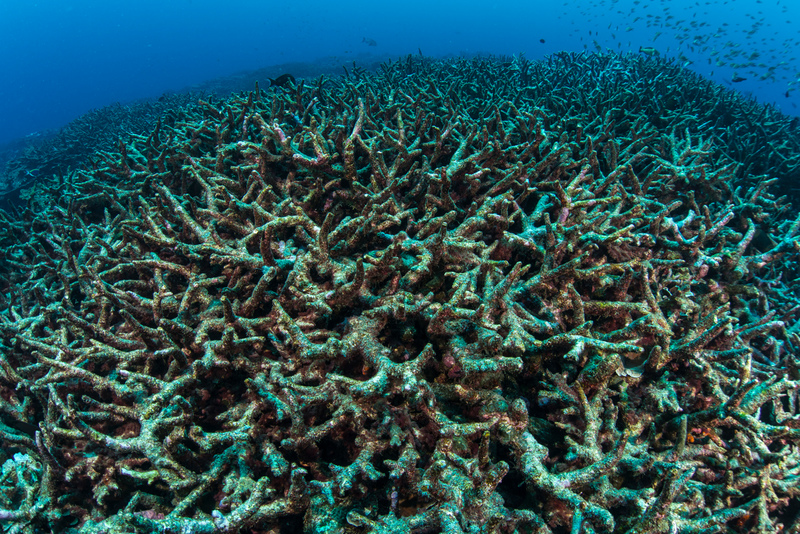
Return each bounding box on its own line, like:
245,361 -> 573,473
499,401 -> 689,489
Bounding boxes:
1,52 -> 800,533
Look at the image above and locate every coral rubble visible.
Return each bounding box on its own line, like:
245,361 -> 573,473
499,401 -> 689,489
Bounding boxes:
1,52 -> 800,533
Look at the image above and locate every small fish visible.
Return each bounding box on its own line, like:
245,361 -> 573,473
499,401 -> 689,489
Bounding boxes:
639,46 -> 659,56
362,37 -> 377,46
539,38 -> 546,43
268,74 -> 296,88
731,75 -> 747,83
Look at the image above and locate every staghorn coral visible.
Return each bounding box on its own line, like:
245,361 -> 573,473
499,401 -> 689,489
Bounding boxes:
0,93 -> 206,206
0,52 -> 799,533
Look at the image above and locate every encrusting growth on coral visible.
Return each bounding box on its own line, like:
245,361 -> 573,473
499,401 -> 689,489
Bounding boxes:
1,52 -> 800,533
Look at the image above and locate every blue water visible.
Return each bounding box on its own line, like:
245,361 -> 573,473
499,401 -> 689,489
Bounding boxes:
1,0 -> 798,147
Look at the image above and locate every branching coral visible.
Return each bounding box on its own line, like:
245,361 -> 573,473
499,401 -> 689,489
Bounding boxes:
1,53 -> 799,533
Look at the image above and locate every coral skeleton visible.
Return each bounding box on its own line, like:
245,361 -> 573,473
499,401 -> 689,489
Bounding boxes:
1,52 -> 800,533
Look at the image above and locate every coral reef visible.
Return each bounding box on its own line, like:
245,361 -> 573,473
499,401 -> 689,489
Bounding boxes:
0,56 -> 386,209
1,52 -> 800,533
0,93 -> 204,211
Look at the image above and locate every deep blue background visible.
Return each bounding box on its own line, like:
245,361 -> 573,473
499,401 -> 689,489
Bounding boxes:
1,0 -> 798,146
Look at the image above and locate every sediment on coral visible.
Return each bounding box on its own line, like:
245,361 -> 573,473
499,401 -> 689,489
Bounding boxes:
0,52 -> 799,533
